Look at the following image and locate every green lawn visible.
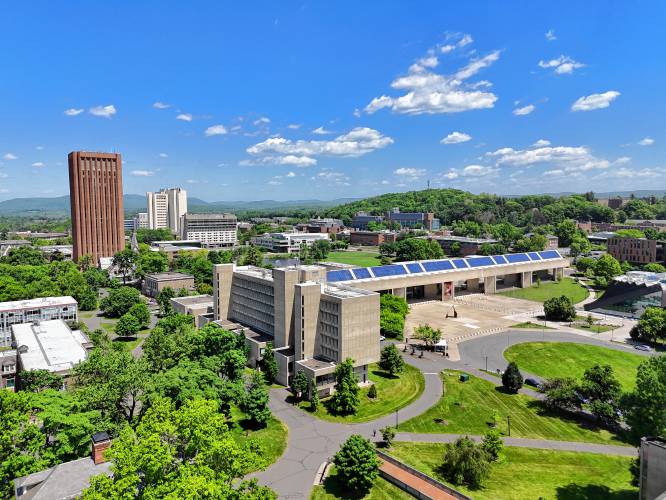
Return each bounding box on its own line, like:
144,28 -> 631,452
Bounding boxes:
310,465 -> 412,500
504,342 -> 643,392
500,278 -> 589,304
510,321 -> 555,330
397,371 -> 629,446
388,443 -> 637,500
571,323 -> 615,334
228,406 -> 288,473
324,251 -> 382,267
299,363 -> 425,423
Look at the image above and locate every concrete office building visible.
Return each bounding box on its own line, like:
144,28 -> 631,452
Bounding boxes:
68,151 -> 124,264
608,237 -> 665,265
639,437 -> 666,500
213,264 -> 379,391
134,212 -> 148,229
350,230 -> 397,246
170,294 -> 214,327
147,188 -> 187,235
180,213 -> 238,247
142,272 -> 195,298
252,232 -> 330,253
295,218 -> 344,234
0,296 -> 78,347
386,208 -> 440,230
351,212 -> 385,230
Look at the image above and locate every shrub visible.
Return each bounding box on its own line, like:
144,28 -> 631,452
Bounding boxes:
441,436 -> 491,488
543,295 -> 576,321
380,310 -> 405,339
379,344 -> 404,376
481,429 -> 503,461
381,426 -> 396,448
502,362 -> 523,393
334,435 -> 380,494
367,384 -> 377,399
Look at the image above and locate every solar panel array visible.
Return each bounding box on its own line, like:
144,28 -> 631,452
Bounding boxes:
326,250 -> 563,283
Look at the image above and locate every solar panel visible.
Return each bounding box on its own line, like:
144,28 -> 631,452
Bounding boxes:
466,256 -> 494,268
538,250 -> 561,260
327,270 -> 354,282
406,262 -> 425,274
352,268 -> 372,280
422,260 -> 454,272
452,259 -> 468,269
527,252 -> 542,261
505,253 -> 530,264
370,264 -> 407,278
492,255 -> 508,265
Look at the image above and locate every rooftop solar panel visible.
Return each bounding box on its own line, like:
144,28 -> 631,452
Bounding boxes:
406,262 -> 425,274
352,268 -> 372,280
452,259 -> 468,269
492,255 -> 508,265
422,260 -> 454,272
527,252 -> 542,261
327,270 -> 354,282
538,250 -> 561,260
505,253 -> 530,264
370,264 -> 407,278
466,256 -> 495,268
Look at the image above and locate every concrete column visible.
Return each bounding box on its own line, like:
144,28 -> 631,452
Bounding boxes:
213,263 -> 234,321
553,267 -> 564,280
393,287 -> 406,299
273,268 -> 299,349
484,276 -> 497,294
467,278 -> 480,292
424,283 -> 439,300
521,271 -> 533,288
503,273 -> 517,287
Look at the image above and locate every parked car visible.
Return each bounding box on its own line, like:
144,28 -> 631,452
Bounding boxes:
634,344 -> 652,352
379,336 -> 386,342
524,378 -> 540,388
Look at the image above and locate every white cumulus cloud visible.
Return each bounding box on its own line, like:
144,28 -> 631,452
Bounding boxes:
441,132 -> 472,144
153,102 -> 171,109
31,162 -> 45,167
89,105 -> 116,118
312,126 -> 333,135
513,104 -> 535,116
205,124 -> 228,136
3,153 -> 18,160
486,142 -> 612,173
538,55 -> 584,74
638,137 -> 655,146
176,113 -> 193,122
131,170 -> 155,177
571,91 -> 620,111
64,108 -> 84,116
394,167 -> 426,179
533,139 -> 551,147
545,29 -> 557,41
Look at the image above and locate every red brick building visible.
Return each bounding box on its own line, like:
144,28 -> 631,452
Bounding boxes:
350,231 -> 397,246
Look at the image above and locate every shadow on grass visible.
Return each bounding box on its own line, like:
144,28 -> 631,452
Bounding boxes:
493,385 -> 519,395
236,417 -> 268,432
555,483 -> 637,500
112,336 -> 138,343
319,472 -> 371,499
371,369 -> 399,380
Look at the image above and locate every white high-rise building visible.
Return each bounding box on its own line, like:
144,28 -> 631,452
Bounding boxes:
146,188 -> 187,235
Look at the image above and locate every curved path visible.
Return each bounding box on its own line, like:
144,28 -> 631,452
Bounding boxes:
255,330 -> 645,498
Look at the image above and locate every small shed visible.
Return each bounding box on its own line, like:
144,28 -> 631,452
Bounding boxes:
459,373 -> 470,382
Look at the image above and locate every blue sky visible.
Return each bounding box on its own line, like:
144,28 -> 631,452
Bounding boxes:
0,1 -> 664,202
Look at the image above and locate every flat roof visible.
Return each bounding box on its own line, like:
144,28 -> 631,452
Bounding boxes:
170,294 -> 213,306
434,235 -> 498,244
13,320 -> 88,372
297,358 -> 336,371
0,296 -> 77,312
145,272 -> 194,281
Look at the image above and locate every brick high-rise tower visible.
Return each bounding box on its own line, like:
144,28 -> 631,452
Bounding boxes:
68,151 -> 124,264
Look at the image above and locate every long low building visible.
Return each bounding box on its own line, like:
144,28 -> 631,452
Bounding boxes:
0,296 -> 78,347
211,250 -> 567,392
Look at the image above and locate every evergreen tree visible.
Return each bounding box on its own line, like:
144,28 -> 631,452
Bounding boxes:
331,358 -> 360,415
502,361 -> 523,393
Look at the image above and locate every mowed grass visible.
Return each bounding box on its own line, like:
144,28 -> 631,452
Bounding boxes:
228,406 -> 288,473
504,342 -> 644,392
510,321 -> 555,330
324,251 -> 382,267
500,277 -> 589,304
388,443 -> 637,500
299,363 -> 425,423
397,371 -> 629,446
310,465 -> 412,500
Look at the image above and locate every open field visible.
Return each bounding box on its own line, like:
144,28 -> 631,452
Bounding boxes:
310,465 -> 412,500
298,363 -> 424,423
324,251 -> 382,267
397,371 -> 629,446
499,278 -> 588,304
504,342 -> 643,391
388,443 -> 637,500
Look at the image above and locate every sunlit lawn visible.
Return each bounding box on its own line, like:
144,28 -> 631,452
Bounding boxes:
324,251 -> 382,267
500,278 -> 589,304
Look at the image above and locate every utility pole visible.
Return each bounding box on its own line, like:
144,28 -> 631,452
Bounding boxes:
485,355 -> 488,372
395,410 -> 399,428
507,415 -> 511,436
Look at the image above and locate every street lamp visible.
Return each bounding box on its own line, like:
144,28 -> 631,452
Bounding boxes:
395,409 -> 399,428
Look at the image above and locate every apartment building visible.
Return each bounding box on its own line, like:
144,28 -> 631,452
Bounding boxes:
212,264 -> 379,392
180,213 -> 238,247
607,237 -> 665,265
147,188 -> 187,235
0,296 -> 78,347
252,232 -> 329,253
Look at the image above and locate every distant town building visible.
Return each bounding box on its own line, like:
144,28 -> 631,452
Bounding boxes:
597,197 -> 625,209
295,218 -> 344,234
12,319 -> 92,387
0,350 -> 17,391
432,235 -> 499,257
38,245 -> 73,261
587,231 -> 618,246
134,212 -> 149,229
252,232 -> 329,253
142,272 -> 195,298
349,230 -> 397,246
68,151 -> 124,264
147,188 -> 187,235
180,213 -> 237,247
639,437 -> 666,500
351,212 -> 385,230
386,208 -> 440,230
607,237 -> 665,265
0,296 -> 78,347
525,233 -> 559,250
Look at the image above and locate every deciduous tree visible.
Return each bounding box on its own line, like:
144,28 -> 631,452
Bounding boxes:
333,435 -> 380,495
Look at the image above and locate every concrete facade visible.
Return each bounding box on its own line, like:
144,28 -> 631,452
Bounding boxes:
142,272 -> 195,298
252,232 -> 330,253
180,213 -> 237,247
0,296 -> 78,347
608,237 -> 665,265
147,188 -> 187,235
639,437 -> 666,500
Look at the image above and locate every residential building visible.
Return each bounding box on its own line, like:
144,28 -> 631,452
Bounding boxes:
68,151 -> 124,264
608,237 -> 665,265
252,232 -> 329,253
170,294 -> 213,327
351,212 -> 385,230
0,296 -> 78,347
12,319 -> 92,387
639,437 -> 666,500
349,230 -> 397,246
212,264 -> 379,392
15,434 -> 113,499
432,235 -> 499,257
142,272 -> 195,298
386,208 -> 440,230
180,213 -> 237,247
147,187 -> 187,234
0,350 -> 17,391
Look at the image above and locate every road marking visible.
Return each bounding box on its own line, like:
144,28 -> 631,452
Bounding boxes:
423,372 -> 439,375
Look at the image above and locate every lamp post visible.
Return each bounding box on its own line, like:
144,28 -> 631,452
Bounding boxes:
507,415 -> 511,436
395,409 -> 398,428
485,355 -> 488,372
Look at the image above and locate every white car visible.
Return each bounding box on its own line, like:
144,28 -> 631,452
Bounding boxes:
634,344 -> 652,352
379,336 -> 386,342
